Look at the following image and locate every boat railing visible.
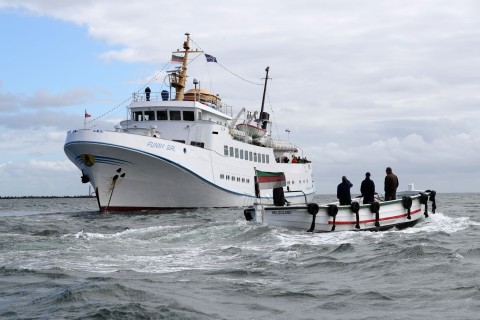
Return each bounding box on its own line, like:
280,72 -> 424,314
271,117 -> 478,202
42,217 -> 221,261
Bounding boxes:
133,91 -> 169,102
285,190 -> 308,205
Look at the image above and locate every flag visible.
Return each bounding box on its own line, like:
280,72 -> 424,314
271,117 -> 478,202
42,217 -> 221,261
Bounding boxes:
171,54 -> 184,63
255,170 -> 286,190
205,53 -> 217,63
84,110 -> 91,118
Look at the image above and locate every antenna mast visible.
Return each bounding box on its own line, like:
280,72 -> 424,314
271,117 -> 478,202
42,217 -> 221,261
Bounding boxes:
259,66 -> 270,121
169,33 -> 203,101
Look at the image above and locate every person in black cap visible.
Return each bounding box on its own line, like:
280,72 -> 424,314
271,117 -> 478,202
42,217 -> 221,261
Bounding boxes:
360,172 -> 375,204
337,176 -> 353,205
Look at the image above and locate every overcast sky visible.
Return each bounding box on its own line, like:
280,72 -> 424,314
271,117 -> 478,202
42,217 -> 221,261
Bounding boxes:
0,0 -> 479,196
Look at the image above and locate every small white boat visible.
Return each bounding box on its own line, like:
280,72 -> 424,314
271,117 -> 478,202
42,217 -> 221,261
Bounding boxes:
236,123 -> 266,138
244,189 -> 437,232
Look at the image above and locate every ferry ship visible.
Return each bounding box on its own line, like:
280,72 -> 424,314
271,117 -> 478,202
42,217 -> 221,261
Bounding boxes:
64,33 -> 315,211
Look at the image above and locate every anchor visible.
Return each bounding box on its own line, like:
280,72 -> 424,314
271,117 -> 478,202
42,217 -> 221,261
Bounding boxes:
105,168 -> 126,211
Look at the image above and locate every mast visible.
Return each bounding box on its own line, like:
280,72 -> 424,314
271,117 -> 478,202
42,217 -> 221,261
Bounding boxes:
259,66 -> 270,121
169,33 -> 203,101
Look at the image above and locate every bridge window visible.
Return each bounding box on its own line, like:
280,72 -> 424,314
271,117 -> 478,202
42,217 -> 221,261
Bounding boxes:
133,111 -> 143,121
144,110 -> 155,121
224,145 -> 228,156
183,111 -> 194,121
170,110 -> 181,121
157,110 -> 168,120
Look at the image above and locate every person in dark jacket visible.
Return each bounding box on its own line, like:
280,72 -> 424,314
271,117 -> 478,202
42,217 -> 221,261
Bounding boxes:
384,167 -> 399,201
145,87 -> 151,101
337,176 -> 353,205
360,172 -> 375,204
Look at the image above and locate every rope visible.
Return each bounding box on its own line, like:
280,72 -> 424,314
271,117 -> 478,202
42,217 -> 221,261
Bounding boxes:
216,62 -> 263,86
190,36 -> 263,86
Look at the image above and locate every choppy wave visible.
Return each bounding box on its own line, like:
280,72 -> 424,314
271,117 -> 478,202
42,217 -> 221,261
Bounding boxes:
0,195 -> 479,319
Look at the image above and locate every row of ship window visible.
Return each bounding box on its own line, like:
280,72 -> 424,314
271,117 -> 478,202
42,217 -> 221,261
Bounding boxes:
220,174 -> 251,184
224,145 -> 270,163
133,110 -> 195,121
218,174 -> 309,186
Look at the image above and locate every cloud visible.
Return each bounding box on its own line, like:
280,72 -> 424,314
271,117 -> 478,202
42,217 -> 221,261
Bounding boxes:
22,88 -> 95,108
1,0 -> 480,194
0,81 -> 21,111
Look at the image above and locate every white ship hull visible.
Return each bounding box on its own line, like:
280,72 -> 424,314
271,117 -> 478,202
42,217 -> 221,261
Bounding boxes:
65,129 -> 315,211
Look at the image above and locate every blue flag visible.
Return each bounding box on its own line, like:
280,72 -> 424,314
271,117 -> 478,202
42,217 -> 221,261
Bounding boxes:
205,53 -> 217,63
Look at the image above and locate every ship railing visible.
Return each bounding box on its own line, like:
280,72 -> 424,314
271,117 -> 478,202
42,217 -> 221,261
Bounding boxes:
132,92 -> 170,102
257,190 -> 308,207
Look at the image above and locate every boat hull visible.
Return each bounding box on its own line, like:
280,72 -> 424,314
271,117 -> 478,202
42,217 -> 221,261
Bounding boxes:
247,193 -> 433,232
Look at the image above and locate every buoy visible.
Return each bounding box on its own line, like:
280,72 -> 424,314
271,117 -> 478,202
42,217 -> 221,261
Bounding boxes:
350,202 -> 360,229
307,203 -> 320,215
370,201 -> 380,227
244,208 -> 253,221
327,204 -> 338,217
402,196 -> 412,220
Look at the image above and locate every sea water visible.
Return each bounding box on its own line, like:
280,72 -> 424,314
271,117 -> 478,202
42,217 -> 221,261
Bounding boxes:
0,194 -> 479,319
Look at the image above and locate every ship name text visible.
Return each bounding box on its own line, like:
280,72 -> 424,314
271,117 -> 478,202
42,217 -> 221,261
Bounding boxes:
272,210 -> 292,215
147,141 -> 176,152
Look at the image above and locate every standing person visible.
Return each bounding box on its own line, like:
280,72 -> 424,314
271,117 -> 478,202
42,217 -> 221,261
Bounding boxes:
145,87 -> 151,101
337,176 -> 353,205
360,172 -> 375,204
384,167 -> 399,201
